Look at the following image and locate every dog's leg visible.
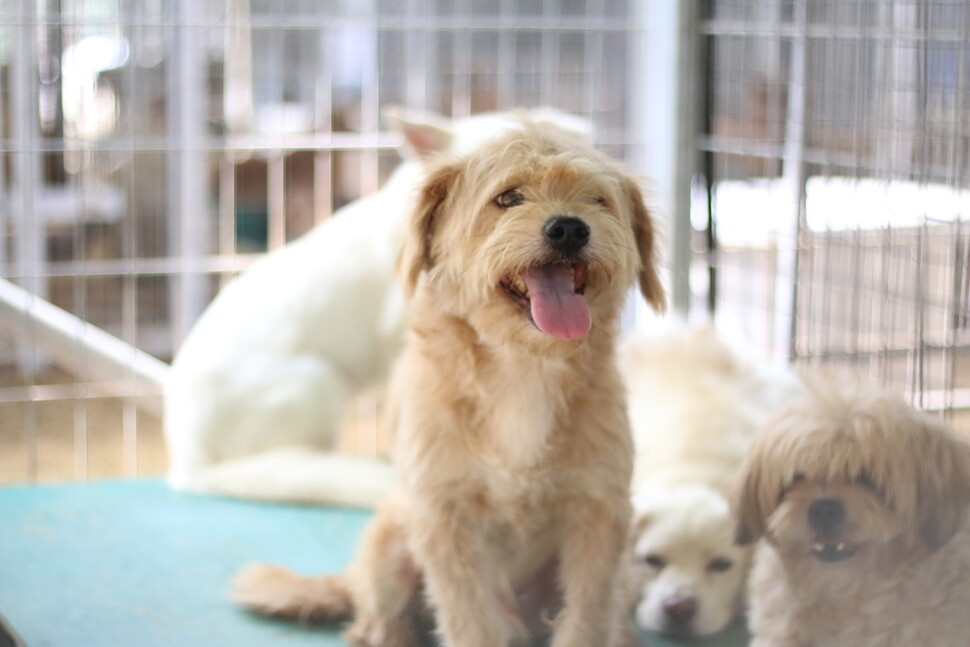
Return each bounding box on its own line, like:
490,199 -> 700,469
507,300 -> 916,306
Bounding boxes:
343,499 -> 423,647
550,501 -> 629,647
409,502 -> 523,647
612,548 -> 642,647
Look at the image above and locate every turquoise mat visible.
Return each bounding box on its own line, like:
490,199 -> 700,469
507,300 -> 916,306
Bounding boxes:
0,480 -> 749,646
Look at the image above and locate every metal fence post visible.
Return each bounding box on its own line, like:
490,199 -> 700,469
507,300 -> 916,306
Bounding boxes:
631,0 -> 703,323
776,0 -> 809,361
167,0 -> 210,350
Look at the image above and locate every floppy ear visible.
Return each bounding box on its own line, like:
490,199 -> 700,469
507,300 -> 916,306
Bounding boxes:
396,161 -> 460,297
629,491 -> 658,534
731,458 -> 767,546
915,420 -> 970,550
620,176 -> 666,312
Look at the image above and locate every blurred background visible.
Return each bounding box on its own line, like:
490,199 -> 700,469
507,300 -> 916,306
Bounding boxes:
1,0 -> 968,484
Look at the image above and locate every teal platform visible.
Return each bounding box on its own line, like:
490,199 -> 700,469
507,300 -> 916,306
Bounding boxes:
0,480 -> 749,646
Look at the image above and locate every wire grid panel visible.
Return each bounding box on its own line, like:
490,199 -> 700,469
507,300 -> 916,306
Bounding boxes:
0,0 -> 644,483
698,0 -> 970,427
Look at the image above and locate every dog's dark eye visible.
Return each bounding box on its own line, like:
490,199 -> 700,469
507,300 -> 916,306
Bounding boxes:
856,471 -> 877,491
707,557 -> 733,573
643,554 -> 666,569
494,189 -> 524,209
594,196 -> 608,207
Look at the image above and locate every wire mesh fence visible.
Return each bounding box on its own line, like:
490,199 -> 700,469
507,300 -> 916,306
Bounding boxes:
698,0 -> 970,429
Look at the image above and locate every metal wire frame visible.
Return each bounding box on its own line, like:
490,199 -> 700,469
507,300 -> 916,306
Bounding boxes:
698,0 -> 970,426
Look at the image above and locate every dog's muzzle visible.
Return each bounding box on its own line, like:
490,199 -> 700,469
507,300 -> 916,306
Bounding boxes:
660,594 -> 698,636
808,498 -> 860,562
501,262 -> 590,340
808,498 -> 844,531
500,216 -> 593,341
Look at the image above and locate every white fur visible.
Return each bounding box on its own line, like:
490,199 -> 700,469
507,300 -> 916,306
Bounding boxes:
163,109 -> 592,506
621,326 -> 801,639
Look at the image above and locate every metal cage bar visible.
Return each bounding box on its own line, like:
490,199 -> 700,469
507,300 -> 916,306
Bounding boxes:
699,0 -> 970,426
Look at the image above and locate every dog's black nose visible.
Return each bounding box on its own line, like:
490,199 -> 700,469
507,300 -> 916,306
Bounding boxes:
808,498 -> 845,531
662,595 -> 697,625
543,216 -> 590,254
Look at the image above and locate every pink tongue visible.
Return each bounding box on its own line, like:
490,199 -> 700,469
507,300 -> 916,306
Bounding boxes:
520,265 -> 591,340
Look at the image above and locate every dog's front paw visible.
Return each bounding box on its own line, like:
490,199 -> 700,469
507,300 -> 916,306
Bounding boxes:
344,614 -> 419,647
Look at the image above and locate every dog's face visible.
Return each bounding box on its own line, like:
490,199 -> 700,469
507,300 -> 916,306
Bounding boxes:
631,486 -> 750,638
398,121 -> 665,353
733,377 -> 970,569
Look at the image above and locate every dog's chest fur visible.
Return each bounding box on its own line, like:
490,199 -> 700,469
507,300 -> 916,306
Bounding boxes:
475,404 -> 566,587
450,350 -> 579,536
401,315 -> 598,513
480,349 -> 570,470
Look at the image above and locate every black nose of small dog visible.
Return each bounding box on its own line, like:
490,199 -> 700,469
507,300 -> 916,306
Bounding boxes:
543,216 -> 590,254
662,595 -> 697,625
808,498 -> 845,531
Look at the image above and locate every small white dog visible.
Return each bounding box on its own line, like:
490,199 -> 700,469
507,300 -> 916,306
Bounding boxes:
735,375 -> 970,647
164,108 -> 592,507
621,326 -> 800,639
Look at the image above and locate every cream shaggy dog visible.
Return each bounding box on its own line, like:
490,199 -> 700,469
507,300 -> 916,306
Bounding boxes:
621,326 -> 800,639
164,108 -> 591,507
232,119 -> 666,647
734,375 -> 970,647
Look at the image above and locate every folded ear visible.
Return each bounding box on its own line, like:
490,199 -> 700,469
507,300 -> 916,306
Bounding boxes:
383,106 -> 454,160
620,176 -> 666,312
629,492 -> 656,536
396,161 -> 461,297
916,419 -> 970,550
731,458 -> 768,546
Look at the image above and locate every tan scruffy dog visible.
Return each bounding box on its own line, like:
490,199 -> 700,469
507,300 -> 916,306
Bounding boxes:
733,374 -> 970,647
231,119 -> 666,647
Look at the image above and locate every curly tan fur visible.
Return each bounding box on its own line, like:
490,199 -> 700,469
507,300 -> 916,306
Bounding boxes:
232,119 -> 665,647
733,373 -> 970,647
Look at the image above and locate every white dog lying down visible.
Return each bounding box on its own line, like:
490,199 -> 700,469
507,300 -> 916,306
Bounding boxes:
164,108 -> 592,507
621,326 -> 801,639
